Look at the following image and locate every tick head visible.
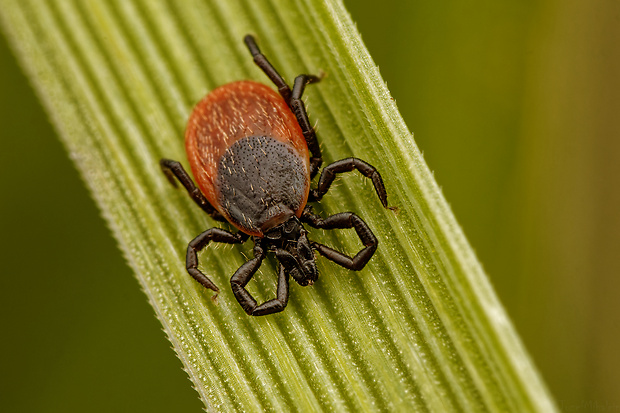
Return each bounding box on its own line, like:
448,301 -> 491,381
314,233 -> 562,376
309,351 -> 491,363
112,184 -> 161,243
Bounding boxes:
270,217 -> 318,287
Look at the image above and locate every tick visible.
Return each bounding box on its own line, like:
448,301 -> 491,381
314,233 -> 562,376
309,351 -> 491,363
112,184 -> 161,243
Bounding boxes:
160,35 -> 390,316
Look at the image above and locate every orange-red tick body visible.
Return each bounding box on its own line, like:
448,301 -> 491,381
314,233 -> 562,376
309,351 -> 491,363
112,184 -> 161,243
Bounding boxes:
186,81 -> 310,237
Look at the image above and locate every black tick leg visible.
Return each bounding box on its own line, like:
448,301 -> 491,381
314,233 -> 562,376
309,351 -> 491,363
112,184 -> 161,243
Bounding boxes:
160,159 -> 226,222
253,265 -> 290,316
230,240 -> 290,316
310,158 -> 390,208
186,228 -> 248,297
291,75 -> 322,178
244,35 -> 323,178
244,34 -> 292,102
302,209 -> 378,271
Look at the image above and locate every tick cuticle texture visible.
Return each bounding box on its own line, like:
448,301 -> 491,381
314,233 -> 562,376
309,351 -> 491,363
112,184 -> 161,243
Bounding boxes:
216,135 -> 308,235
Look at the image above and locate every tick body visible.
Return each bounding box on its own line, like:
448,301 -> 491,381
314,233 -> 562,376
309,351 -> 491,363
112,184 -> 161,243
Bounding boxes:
186,81 -> 310,236
161,35 -> 390,316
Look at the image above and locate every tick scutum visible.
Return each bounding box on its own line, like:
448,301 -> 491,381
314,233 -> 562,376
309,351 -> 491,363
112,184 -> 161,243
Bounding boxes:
216,135 -> 309,235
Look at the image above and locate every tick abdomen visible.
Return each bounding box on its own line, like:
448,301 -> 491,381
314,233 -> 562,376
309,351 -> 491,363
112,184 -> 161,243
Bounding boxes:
216,135 -> 309,235
185,81 -> 311,229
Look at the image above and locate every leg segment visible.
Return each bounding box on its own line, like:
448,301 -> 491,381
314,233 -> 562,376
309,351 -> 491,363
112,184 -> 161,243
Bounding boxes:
291,75 -> 322,177
230,241 -> 290,316
302,210 -> 378,271
244,34 -> 292,102
186,228 -> 248,296
310,158 -> 389,208
253,265 -> 290,316
244,35 -> 323,177
160,159 -> 226,222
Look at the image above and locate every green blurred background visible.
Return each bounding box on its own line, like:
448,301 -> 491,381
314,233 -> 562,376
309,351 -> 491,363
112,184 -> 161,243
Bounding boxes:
1,0 -> 618,411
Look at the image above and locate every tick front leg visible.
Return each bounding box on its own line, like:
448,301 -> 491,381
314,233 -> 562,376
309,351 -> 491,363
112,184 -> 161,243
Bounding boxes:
254,265 -> 290,316
160,159 -> 226,222
302,210 -> 378,271
310,158 -> 390,208
230,241 -> 289,316
186,228 -> 248,298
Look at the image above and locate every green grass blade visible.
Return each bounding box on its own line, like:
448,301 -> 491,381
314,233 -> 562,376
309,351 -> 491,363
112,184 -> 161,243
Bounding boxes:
0,0 -> 557,411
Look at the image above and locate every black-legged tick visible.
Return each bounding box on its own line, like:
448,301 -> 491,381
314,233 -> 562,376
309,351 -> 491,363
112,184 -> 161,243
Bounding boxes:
160,35 -> 390,316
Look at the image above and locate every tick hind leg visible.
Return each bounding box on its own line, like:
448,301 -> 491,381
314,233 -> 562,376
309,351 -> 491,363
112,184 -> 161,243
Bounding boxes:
302,209 -> 378,271
291,75 -> 322,177
160,159 -> 226,222
186,228 -> 248,298
244,34 -> 292,101
244,34 -> 323,177
230,240 -> 290,316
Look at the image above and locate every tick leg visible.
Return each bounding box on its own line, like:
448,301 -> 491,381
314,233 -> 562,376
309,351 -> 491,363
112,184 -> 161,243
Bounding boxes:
160,159 -> 226,222
244,34 -> 292,102
244,35 -> 323,177
230,241 -> 289,316
310,158 -> 389,208
252,265 -> 290,316
302,210 -> 378,271
291,75 -> 323,178
187,228 -> 248,297
232,262 -> 290,316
